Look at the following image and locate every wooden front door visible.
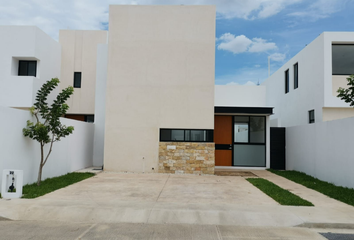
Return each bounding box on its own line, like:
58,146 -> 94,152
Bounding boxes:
214,116 -> 232,166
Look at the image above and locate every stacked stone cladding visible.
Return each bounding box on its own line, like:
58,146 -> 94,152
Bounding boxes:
158,142 -> 215,175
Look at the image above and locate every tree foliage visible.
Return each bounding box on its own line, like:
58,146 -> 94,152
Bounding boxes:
337,75 -> 354,107
23,78 -> 74,185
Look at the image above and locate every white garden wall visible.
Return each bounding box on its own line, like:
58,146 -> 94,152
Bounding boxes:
286,117 -> 354,189
0,106 -> 94,187
93,44 -> 108,167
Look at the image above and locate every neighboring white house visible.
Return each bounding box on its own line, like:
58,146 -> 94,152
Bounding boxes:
263,32 -> 354,127
262,32 -> 354,189
59,30 -> 108,121
0,26 -> 61,108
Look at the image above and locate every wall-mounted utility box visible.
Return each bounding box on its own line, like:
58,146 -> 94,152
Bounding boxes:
1,169 -> 23,199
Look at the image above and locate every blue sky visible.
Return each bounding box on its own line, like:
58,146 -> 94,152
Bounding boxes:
215,1 -> 354,85
1,0 -> 354,85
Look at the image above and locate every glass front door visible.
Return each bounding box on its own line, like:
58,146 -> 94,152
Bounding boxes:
233,116 -> 266,167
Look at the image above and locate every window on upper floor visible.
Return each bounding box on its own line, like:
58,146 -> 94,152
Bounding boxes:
294,63 -> 298,89
309,110 -> 315,124
285,69 -> 289,93
18,61 -> 37,77
332,44 -> 354,75
73,72 -> 82,88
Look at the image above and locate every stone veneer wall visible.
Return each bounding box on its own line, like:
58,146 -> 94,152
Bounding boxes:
158,142 -> 215,175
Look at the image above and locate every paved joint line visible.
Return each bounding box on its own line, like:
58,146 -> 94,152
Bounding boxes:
215,225 -> 223,240
75,223 -> 97,240
146,174 -> 171,223
156,174 -> 170,202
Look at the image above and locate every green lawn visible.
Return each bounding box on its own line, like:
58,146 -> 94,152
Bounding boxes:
22,172 -> 95,199
268,169 -> 354,207
247,178 -> 313,206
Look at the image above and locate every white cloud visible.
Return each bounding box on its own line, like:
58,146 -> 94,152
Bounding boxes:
217,34 -> 252,54
248,37 -> 277,53
217,33 -> 277,54
0,0 -> 302,40
255,64 -> 261,68
288,0 -> 348,21
269,53 -> 286,62
244,81 -> 257,86
216,67 -> 269,85
225,81 -> 257,86
225,82 -> 240,86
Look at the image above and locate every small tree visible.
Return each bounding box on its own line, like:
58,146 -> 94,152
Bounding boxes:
23,78 -> 74,186
337,75 -> 354,106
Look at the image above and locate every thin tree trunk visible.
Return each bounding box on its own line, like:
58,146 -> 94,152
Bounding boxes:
37,135 -> 55,186
37,143 -> 44,186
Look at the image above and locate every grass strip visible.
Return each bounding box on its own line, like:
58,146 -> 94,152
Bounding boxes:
268,169 -> 354,207
247,178 -> 313,206
22,172 -> 95,199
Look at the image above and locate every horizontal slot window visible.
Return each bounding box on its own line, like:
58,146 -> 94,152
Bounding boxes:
160,129 -> 213,142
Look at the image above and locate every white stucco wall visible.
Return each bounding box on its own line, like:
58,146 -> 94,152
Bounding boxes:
0,26 -> 61,108
286,117 -> 354,189
93,44 -> 108,167
262,34 -> 325,127
59,30 -> 108,115
214,85 -> 267,107
104,5 -> 216,172
0,106 -> 94,187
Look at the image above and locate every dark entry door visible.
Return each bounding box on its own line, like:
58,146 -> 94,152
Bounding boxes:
270,127 -> 286,170
214,116 -> 232,166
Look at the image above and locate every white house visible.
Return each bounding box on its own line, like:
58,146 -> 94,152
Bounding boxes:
263,32 -> 354,127
0,26 -> 61,108
0,5 -> 354,189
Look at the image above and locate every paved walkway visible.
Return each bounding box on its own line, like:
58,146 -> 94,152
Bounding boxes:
0,171 -> 354,228
0,221 -> 335,239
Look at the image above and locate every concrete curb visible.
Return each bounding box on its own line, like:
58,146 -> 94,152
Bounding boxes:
296,222 -> 354,230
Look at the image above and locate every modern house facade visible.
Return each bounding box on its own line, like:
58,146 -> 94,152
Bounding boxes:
0,26 -> 61,109
1,5 -> 354,188
59,30 -> 108,122
263,32 -> 354,127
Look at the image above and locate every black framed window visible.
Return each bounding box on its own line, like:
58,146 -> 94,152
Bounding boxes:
309,110 -> 315,124
285,69 -> 289,93
160,129 -> 213,142
233,116 -> 266,167
73,72 -> 82,88
18,61 -> 37,77
294,63 -> 298,89
234,116 -> 265,144
85,115 -> 94,123
332,44 -> 354,75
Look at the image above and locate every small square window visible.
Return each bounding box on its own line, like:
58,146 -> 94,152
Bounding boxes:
73,72 -> 82,88
309,110 -> 315,124
18,61 -> 37,77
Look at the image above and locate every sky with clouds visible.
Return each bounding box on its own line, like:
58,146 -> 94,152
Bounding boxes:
0,0 -> 353,85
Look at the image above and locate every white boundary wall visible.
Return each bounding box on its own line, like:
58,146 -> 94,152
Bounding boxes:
93,44 -> 108,167
0,106 -> 94,187
287,117 -> 354,189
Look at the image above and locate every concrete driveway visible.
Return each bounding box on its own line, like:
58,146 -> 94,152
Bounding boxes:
1,171 -> 354,228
